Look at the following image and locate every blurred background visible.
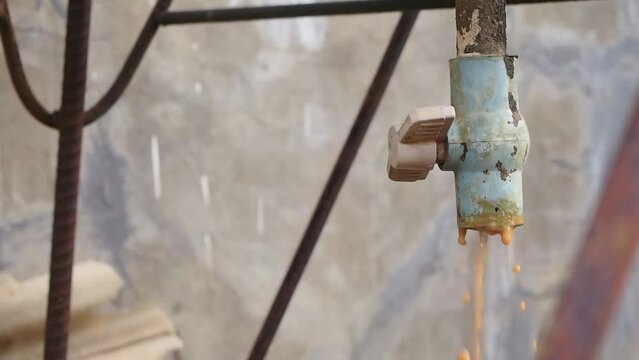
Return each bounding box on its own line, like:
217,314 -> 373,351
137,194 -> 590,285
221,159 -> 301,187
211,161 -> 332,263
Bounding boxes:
0,0 -> 638,359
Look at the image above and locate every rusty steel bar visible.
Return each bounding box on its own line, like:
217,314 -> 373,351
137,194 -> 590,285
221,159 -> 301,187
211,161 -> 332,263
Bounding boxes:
43,0 -> 92,359
245,11 -> 419,360
536,95 -> 639,360
156,0 -> 589,25
84,0 -> 173,125
0,0 -> 56,128
157,0 -> 438,24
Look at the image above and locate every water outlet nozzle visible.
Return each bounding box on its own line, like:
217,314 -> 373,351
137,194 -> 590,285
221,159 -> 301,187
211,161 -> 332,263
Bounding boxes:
387,56 -> 529,245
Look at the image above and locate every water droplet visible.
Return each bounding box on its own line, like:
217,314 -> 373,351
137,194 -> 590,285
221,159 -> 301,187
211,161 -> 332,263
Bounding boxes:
519,301 -> 526,312
458,228 -> 467,246
462,292 -> 471,304
500,226 -> 512,245
457,348 -> 471,360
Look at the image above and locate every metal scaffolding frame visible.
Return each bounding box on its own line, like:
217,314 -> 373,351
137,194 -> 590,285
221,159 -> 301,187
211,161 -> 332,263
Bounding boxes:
2,1 -> 633,360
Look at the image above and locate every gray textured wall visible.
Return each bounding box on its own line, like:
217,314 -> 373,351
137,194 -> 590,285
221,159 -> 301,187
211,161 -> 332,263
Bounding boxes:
1,0 -> 638,359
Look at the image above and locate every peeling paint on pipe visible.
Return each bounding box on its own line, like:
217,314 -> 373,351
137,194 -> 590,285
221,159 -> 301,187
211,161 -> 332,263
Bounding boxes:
455,0 -> 507,56
441,56 -> 530,244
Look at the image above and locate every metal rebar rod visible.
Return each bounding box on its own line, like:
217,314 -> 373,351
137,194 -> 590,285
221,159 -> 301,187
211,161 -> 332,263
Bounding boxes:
43,0 -> 92,359
157,0 -> 435,24
0,0 -> 56,128
536,96 -> 639,360
156,0 -> 590,25
245,11 -> 418,360
84,0 -> 173,125
83,0 -> 592,125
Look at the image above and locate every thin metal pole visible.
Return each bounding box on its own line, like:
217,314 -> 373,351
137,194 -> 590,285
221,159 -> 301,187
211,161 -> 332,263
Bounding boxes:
536,95 -> 639,360
156,0 -> 590,25
245,11 -> 419,360
157,0 -> 434,24
84,0 -> 173,125
44,0 -> 92,359
0,0 -> 55,128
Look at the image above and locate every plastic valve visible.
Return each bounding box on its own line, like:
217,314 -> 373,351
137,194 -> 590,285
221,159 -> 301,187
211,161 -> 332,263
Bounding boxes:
387,106 -> 455,182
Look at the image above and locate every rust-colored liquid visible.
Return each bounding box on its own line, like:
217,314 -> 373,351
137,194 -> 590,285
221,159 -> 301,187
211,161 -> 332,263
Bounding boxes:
457,348 -> 471,360
519,301 -> 526,312
458,228 -> 468,246
457,226 -> 512,245
512,264 -> 521,274
458,232 -> 525,359
462,291 -> 471,304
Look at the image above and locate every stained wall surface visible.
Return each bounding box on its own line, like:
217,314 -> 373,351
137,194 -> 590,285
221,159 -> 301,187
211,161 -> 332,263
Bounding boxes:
1,0 -> 638,359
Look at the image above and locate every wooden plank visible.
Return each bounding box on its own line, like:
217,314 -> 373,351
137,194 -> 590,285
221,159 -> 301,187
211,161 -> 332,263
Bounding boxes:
1,305 -> 176,360
0,261 -> 124,337
86,335 -> 183,360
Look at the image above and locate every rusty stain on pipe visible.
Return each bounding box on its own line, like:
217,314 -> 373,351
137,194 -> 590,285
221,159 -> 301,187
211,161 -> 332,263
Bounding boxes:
43,0 -> 92,359
0,0 -> 55,128
537,95 -> 639,360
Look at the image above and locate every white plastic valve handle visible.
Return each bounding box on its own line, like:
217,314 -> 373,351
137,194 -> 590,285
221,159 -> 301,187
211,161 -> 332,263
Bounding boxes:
387,106 -> 455,182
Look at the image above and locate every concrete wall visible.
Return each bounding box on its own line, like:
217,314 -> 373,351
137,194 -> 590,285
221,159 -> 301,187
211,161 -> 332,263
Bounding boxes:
1,0 -> 638,359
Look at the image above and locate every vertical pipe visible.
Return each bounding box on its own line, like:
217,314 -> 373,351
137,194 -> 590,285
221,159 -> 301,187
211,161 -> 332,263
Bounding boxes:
455,0 -> 506,56
44,1 -> 92,359
245,11 -> 419,360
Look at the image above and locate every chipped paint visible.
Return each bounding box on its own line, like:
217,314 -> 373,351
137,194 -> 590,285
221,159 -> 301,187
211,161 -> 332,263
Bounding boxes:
460,142 -> 468,161
442,56 -> 529,240
508,92 -> 522,126
457,9 -> 482,57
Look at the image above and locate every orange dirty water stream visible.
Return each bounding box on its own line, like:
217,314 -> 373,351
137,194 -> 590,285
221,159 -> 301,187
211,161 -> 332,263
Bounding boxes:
458,232 -> 526,359
471,232 -> 489,360
457,348 -> 471,360
458,226 -> 512,245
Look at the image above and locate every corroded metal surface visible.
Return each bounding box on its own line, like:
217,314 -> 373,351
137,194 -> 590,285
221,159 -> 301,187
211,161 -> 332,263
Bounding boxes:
156,0 -> 592,25
455,0 -> 507,56
536,95 -> 639,360
442,56 -> 529,244
44,0 -> 92,359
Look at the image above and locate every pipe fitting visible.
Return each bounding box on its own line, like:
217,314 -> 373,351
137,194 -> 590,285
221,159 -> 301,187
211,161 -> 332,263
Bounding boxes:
386,56 -> 529,245
441,55 -> 529,245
